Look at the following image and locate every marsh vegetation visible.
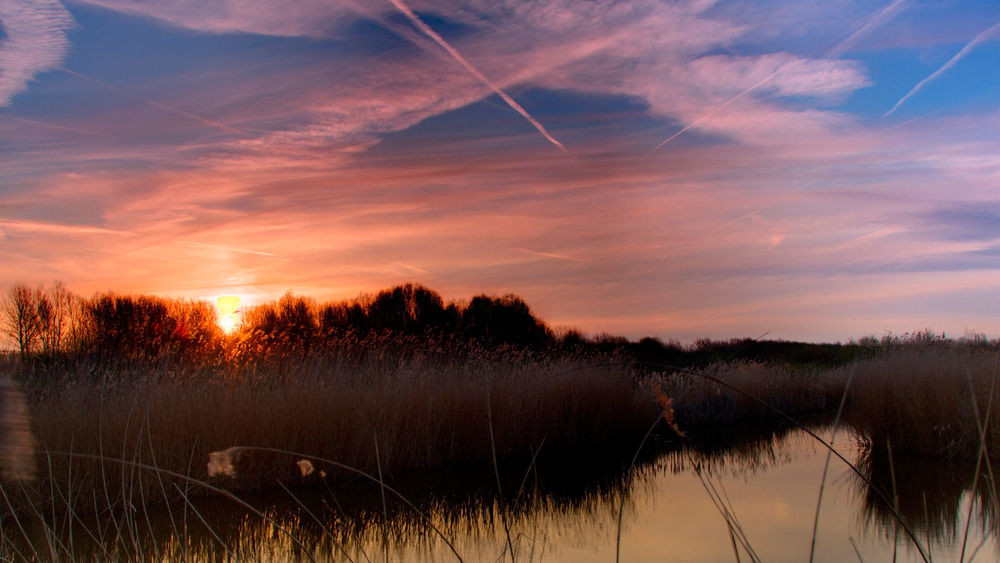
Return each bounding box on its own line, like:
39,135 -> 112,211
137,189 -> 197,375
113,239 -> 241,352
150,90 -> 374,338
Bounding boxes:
1,281 -> 998,560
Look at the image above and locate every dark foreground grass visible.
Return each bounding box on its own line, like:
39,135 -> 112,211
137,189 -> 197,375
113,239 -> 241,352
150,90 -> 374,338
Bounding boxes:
4,350 -> 656,520
2,334 -> 999,561
6,339 -> 999,521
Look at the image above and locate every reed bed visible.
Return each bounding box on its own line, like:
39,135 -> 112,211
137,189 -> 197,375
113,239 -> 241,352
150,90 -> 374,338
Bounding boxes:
4,351 -> 656,520
8,337 -> 998,527
6,282 -> 1000,559
651,360 -> 832,428
842,347 -> 1000,458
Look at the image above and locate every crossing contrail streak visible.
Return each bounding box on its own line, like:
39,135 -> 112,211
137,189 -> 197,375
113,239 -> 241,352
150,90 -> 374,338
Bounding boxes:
827,0 -> 910,58
1,114 -> 112,138
387,0 -> 567,152
884,21 -> 1000,117
650,69 -> 778,152
58,67 -> 248,136
651,0 -> 910,152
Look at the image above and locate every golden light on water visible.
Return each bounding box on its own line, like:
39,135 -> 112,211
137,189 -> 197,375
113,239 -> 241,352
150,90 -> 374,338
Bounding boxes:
216,295 -> 242,334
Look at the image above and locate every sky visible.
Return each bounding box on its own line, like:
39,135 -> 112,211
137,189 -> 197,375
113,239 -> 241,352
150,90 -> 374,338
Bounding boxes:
1,0 -> 999,343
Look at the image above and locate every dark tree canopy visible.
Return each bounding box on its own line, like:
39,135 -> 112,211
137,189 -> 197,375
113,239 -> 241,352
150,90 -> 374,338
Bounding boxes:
461,294 -> 552,347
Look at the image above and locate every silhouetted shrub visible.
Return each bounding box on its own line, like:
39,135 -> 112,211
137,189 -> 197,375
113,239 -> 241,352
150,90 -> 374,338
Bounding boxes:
367,284 -> 454,336
318,302 -> 363,337
75,294 -> 223,369
632,336 -> 685,368
85,295 -> 175,359
235,293 -> 320,360
559,329 -> 586,350
461,294 -> 551,347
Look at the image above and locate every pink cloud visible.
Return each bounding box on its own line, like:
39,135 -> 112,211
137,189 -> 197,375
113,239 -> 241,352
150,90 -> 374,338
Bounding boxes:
0,1 -> 73,106
51,0 -> 875,177
4,0 -> 999,342
687,54 -> 870,99
76,0 -> 355,37
0,218 -> 129,237
3,131 -> 997,342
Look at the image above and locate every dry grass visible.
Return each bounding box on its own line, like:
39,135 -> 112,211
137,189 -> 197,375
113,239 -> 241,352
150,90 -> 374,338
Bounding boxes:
842,347 -> 1000,458
647,345 -> 1000,461
5,353 -> 655,519
651,360 -> 831,428
6,331 -> 1000,562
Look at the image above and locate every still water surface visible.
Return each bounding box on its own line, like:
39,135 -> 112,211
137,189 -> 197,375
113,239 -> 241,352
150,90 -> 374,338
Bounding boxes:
21,425 -> 1000,562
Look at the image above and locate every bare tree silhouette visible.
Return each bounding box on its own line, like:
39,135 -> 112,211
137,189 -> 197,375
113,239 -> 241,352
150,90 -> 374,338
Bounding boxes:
2,283 -> 41,361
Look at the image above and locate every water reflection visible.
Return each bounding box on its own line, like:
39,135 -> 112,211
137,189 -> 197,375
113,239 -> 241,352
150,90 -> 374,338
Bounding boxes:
6,425 -> 1000,561
659,419 -> 812,476
852,442 -> 1000,555
8,453 -> 655,561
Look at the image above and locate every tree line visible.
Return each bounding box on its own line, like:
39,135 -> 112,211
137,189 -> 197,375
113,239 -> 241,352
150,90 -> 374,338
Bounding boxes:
1,281 -> 222,364
6,281 -> 976,383
0,282 -> 554,365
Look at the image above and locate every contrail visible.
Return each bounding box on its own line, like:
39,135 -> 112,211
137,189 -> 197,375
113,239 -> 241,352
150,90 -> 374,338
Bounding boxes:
0,114 -> 112,138
651,0 -> 910,152
884,21 -> 1000,117
389,260 -> 431,275
827,0 -> 910,58
386,0 -> 567,152
651,70 -> 777,152
514,247 -> 588,262
179,241 -> 276,257
58,67 -> 249,136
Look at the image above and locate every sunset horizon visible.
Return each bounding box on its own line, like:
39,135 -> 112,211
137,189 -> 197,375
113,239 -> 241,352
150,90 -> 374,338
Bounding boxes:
5,3 -> 1000,556
3,0 -> 1000,343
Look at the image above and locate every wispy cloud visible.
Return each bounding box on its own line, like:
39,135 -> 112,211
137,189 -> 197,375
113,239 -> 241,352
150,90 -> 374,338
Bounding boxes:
178,241 -> 276,257
651,0 -> 902,152
0,218 -> 130,236
5,0 -> 1000,341
885,20 -> 1000,116
514,248 -> 589,263
65,0 -> 867,161
916,203 -> 1000,242
388,261 -> 430,275
0,0 -> 74,106
75,0 -> 353,37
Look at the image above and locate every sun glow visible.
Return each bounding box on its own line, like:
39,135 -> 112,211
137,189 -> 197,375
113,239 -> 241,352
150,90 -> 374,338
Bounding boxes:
216,295 -> 242,334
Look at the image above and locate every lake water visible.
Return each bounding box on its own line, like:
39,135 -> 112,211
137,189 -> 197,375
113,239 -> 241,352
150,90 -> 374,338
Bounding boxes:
10,423 -> 999,562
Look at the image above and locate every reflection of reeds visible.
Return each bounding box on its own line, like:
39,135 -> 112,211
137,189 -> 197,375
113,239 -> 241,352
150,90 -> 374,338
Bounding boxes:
658,420 -> 808,477
0,375 -> 35,481
851,442 -> 1000,552
4,439 -> 655,561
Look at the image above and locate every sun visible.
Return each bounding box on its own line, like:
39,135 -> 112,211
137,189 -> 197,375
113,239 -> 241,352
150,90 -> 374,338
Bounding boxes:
216,295 -> 242,334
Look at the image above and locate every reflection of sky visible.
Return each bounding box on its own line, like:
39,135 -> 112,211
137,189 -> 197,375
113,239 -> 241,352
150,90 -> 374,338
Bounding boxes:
615,432 -> 959,563
559,431 -> 993,562
2,0 -> 1000,342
